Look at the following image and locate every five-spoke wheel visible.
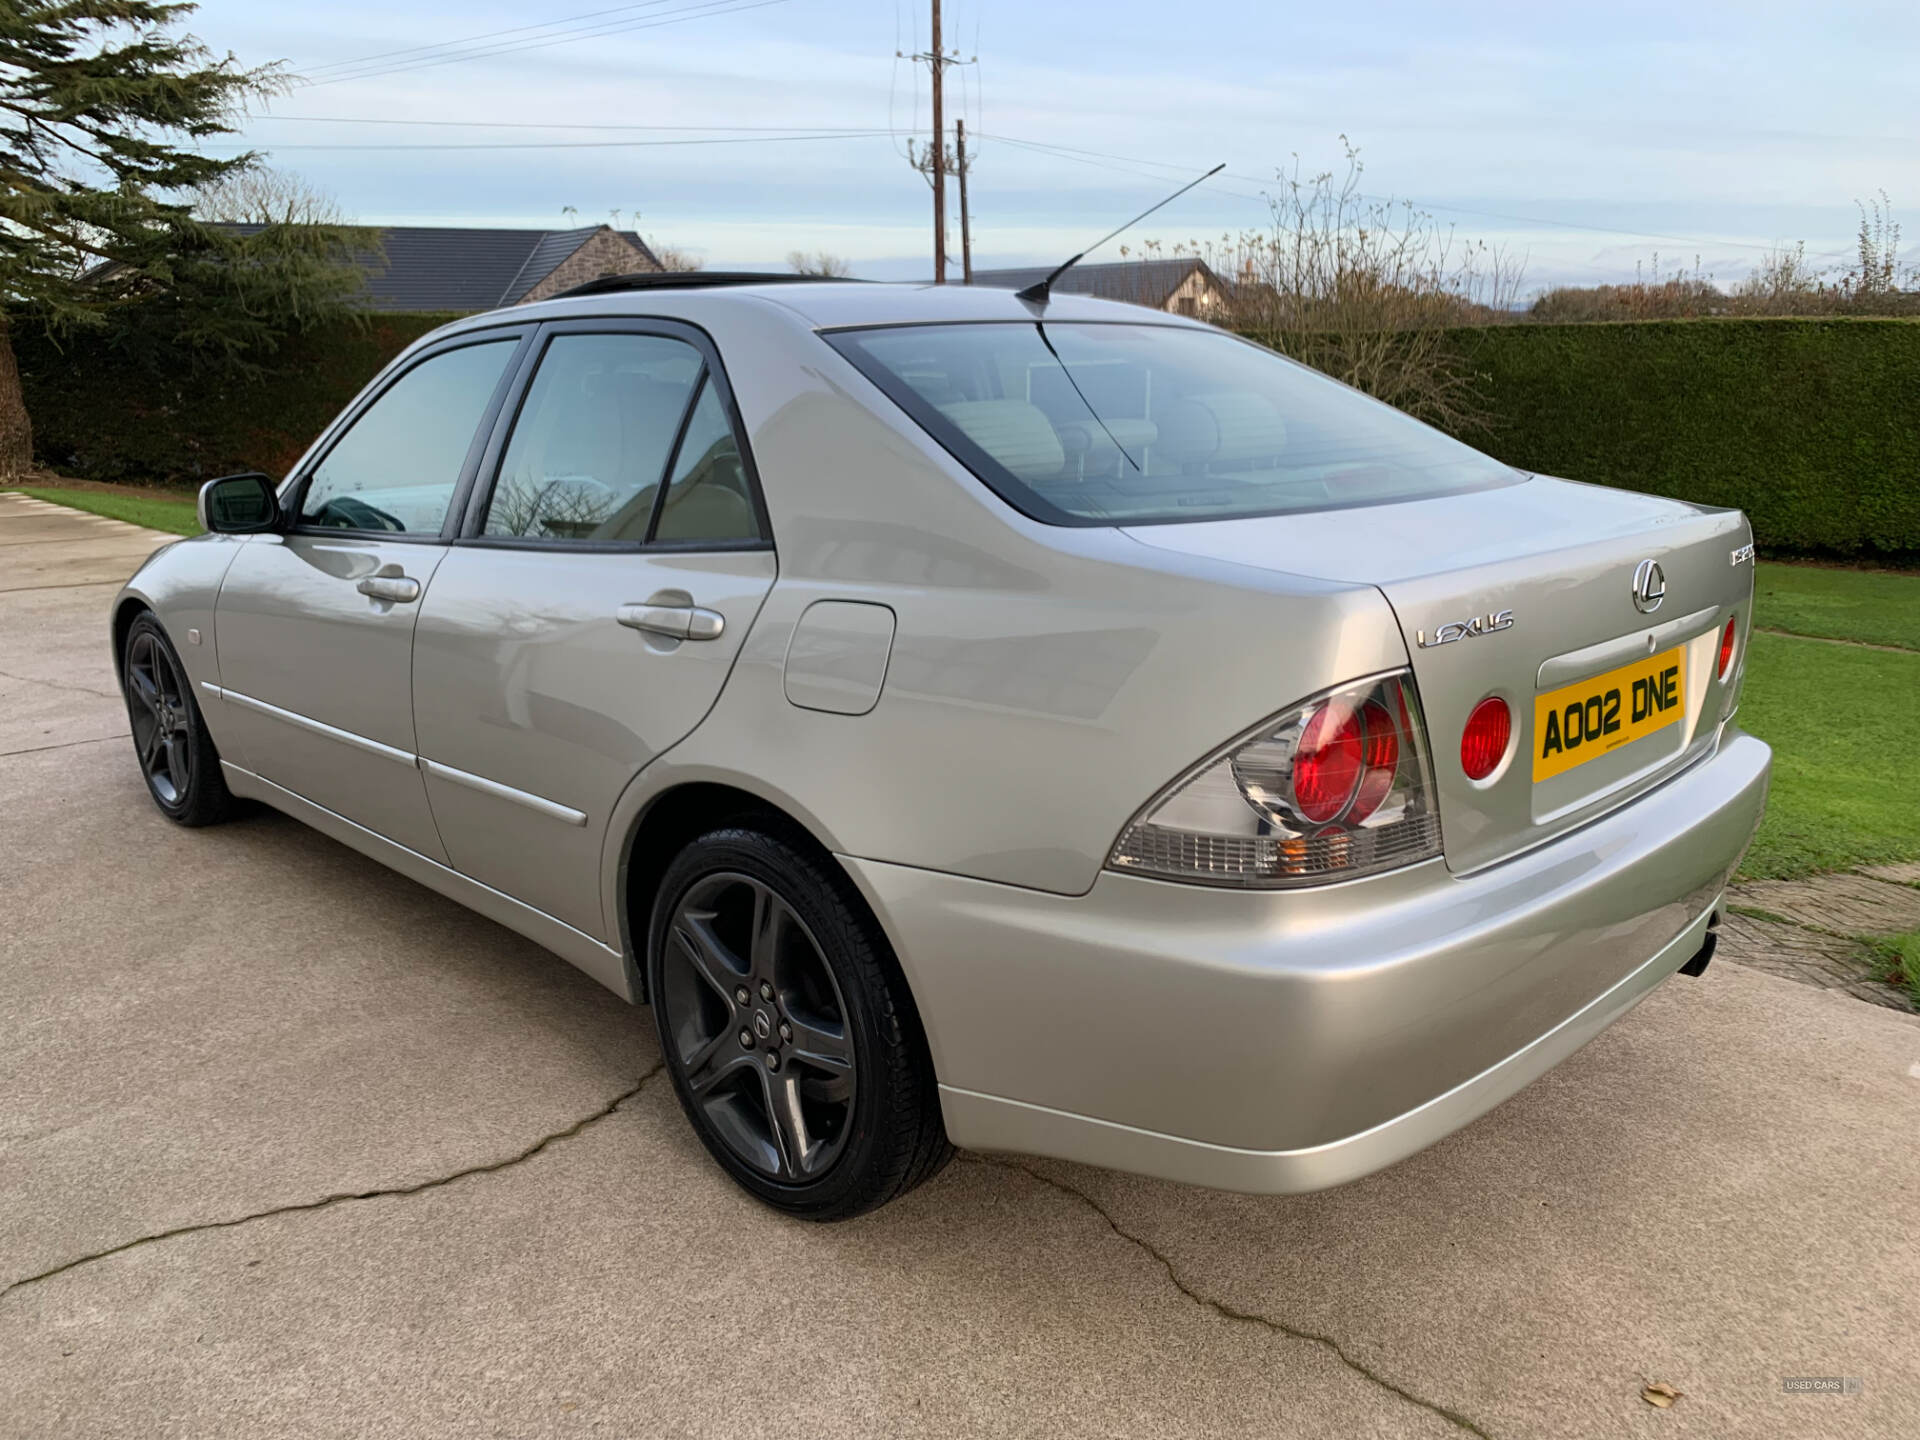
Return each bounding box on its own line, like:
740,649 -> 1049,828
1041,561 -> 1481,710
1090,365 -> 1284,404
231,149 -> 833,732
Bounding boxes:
648,826 -> 951,1219
125,627 -> 195,807
660,872 -> 858,1182
120,613 -> 238,827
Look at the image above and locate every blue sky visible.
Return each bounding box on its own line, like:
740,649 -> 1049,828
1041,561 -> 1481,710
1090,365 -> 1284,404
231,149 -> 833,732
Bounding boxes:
198,0 -> 1920,291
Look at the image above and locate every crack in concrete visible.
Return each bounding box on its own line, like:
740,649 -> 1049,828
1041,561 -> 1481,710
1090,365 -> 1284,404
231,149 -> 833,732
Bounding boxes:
966,1155 -> 1493,1439
0,580 -> 131,594
0,732 -> 128,758
0,1063 -> 666,1305
0,666 -> 121,701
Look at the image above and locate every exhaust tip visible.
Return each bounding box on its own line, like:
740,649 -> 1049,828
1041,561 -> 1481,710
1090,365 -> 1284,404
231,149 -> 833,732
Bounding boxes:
1678,912 -> 1720,978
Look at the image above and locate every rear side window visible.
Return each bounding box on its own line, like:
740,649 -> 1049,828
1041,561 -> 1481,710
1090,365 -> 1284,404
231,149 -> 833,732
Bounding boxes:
301,339 -> 518,534
827,322 -> 1519,526
481,333 -> 762,546
653,378 -> 757,542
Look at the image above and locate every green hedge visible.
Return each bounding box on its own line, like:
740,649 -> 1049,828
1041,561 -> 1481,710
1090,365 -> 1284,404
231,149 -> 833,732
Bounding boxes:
1447,318 -> 1920,559
19,311 -> 1920,558
17,313 -> 458,486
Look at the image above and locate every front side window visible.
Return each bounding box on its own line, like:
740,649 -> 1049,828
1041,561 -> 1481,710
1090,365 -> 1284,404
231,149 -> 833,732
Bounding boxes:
827,322 -> 1519,525
481,332 -> 759,545
301,339 -> 518,534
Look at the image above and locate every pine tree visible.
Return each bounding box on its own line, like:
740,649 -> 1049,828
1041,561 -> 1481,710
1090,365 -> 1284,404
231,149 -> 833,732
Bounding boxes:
0,2 -> 367,477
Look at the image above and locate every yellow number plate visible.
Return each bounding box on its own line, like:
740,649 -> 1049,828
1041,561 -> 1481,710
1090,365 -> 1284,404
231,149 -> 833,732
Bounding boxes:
1532,646 -> 1686,782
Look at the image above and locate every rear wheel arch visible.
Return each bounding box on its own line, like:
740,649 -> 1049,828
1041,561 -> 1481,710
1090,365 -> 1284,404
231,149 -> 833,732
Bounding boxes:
615,784 -> 936,1080
620,782 -> 849,996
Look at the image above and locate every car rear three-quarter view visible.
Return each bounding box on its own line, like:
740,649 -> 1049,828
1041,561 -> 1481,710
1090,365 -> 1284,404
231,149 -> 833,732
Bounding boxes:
112,278 -> 1770,1219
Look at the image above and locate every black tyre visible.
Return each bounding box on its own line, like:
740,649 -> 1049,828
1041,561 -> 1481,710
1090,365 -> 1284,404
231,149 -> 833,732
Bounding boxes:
121,613 -> 239,827
647,825 -> 951,1220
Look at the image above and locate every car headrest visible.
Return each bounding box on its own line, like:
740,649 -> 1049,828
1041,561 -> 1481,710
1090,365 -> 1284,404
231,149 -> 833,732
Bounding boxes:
937,399 -> 1065,479
1155,391 -> 1288,466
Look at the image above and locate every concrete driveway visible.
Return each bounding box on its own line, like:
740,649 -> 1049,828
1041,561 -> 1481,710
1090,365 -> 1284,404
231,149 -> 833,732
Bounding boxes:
3,491 -> 1918,1439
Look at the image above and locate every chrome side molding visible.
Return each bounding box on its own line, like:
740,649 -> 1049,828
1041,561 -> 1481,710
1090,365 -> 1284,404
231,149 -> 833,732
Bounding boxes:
418,759 -> 588,827
204,682 -> 587,826
201,682 -> 417,767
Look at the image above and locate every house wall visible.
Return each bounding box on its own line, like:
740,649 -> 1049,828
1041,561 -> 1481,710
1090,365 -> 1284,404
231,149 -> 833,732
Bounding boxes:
1165,269 -> 1232,317
519,229 -> 661,304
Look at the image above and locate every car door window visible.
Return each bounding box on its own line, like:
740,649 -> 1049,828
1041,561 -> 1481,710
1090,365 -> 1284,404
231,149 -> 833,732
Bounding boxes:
652,376 -> 762,543
481,333 -> 707,542
300,339 -> 518,534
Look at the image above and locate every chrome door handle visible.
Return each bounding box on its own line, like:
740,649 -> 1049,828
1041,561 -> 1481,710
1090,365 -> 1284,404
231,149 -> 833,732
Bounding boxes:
356,575 -> 422,604
616,602 -> 725,641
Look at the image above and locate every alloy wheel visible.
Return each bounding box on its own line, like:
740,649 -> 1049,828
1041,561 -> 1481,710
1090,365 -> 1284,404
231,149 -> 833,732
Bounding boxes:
125,630 -> 193,807
659,872 -> 858,1182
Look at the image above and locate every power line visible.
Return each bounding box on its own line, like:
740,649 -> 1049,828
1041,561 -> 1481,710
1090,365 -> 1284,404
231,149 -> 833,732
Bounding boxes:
211,132 -> 901,153
248,115 -> 899,133
228,109 -> 1857,263
299,1 -> 680,78
302,0 -> 788,89
305,0 -> 762,86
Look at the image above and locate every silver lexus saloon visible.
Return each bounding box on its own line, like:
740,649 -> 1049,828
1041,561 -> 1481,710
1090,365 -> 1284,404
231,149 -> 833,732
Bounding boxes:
113,274 -> 1770,1219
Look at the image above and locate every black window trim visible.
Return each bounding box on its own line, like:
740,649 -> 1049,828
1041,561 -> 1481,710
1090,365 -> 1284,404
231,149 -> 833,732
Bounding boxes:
453,315 -> 774,555
281,323 -> 537,545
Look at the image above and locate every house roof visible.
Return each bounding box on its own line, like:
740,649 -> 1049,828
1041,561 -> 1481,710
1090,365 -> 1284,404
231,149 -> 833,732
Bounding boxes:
966,257 -> 1226,309
208,223 -> 661,312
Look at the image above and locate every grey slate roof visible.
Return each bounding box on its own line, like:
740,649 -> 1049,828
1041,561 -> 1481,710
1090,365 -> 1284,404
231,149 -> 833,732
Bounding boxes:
208,223 -> 661,313
965,257 -> 1226,310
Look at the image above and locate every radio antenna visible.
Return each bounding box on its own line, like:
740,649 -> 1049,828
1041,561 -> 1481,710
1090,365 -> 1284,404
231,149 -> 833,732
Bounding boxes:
1015,162 -> 1225,305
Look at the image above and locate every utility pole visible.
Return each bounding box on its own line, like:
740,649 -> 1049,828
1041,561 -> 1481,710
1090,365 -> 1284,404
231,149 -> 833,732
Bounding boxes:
901,5 -> 974,282
956,117 -> 972,283
928,0 -> 945,282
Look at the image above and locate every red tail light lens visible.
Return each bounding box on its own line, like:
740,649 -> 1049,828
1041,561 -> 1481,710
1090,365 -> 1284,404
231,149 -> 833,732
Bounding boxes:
1293,701 -> 1364,822
1460,697 -> 1511,780
1350,700 -> 1401,822
1718,616 -> 1737,679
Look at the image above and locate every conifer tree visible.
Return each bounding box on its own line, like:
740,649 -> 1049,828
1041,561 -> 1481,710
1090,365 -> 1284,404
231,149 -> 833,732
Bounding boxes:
0,2 -> 365,476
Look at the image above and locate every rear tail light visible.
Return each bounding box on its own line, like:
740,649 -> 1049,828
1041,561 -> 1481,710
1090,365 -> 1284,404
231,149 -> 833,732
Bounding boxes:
1718,616 -> 1738,679
1460,697 -> 1511,781
1108,672 -> 1442,888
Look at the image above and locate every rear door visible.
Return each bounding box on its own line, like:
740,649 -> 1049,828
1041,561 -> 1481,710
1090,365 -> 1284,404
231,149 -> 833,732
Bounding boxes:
214,330 -> 530,860
410,318 -> 776,940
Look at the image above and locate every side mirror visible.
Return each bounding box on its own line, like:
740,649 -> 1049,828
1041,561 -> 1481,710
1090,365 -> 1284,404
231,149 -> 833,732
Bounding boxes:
198,472 -> 281,534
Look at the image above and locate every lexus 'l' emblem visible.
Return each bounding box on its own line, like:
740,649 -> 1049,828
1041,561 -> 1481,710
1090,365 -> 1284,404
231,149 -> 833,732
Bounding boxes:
1631,559 -> 1666,614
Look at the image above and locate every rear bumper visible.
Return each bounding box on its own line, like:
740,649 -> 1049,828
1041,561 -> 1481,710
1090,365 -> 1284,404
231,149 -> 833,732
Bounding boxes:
844,728 -> 1771,1193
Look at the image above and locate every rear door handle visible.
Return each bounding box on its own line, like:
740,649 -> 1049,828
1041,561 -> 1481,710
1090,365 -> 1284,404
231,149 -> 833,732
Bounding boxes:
356,575 -> 422,604
616,602 -> 725,641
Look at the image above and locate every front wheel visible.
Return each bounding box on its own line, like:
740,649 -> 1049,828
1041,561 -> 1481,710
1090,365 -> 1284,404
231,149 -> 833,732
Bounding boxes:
647,826 -> 950,1220
121,613 -> 239,827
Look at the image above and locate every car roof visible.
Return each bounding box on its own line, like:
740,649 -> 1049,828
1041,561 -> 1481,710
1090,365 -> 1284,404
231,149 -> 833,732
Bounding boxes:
476,277 -> 1213,334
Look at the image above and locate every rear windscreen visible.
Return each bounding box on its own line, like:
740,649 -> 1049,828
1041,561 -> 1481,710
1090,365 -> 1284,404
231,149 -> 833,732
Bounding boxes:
827,322 -> 1520,526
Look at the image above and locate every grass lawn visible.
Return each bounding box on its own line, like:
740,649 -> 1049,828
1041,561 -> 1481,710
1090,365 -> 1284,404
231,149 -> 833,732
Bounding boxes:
1753,562 -> 1920,651
1737,561 -> 1920,878
1869,933 -> 1920,1006
10,485 -> 202,537
1736,631 -> 1920,879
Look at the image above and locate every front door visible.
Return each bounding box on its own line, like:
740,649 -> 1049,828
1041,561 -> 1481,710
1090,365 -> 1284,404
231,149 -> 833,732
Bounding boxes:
411,323 -> 777,939
214,332 -> 527,861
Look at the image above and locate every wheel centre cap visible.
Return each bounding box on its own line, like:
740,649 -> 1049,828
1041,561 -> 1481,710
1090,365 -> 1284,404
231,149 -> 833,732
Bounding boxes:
752,1010 -> 774,1042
